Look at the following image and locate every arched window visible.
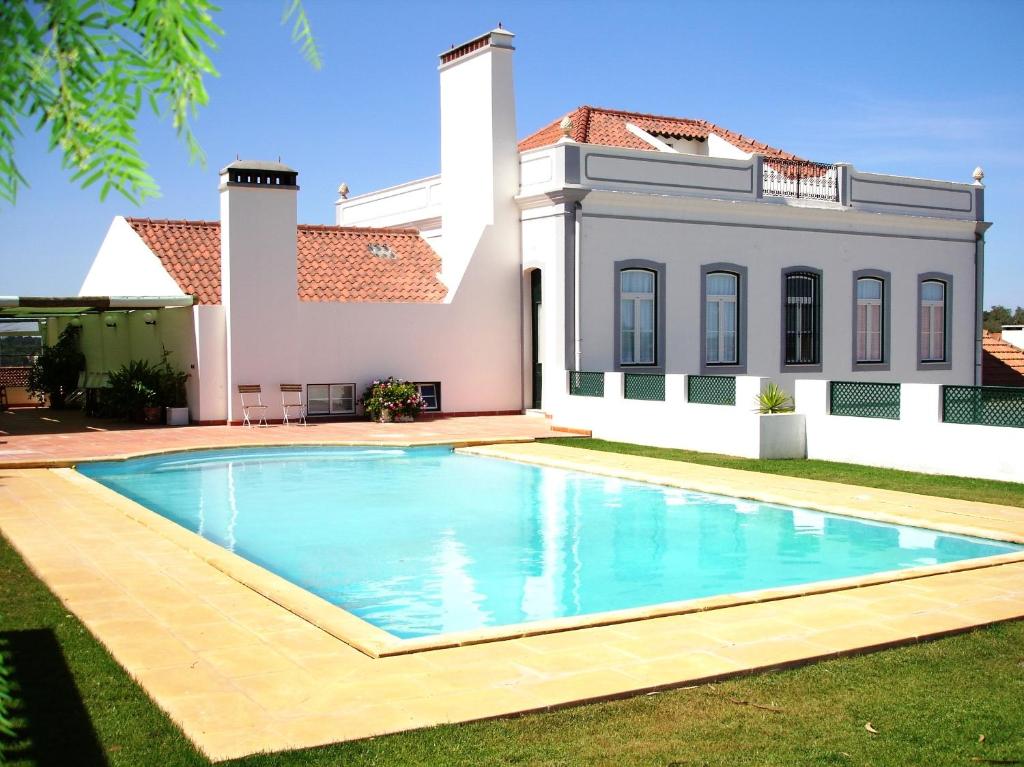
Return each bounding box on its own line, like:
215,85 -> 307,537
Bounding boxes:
855,277 -> 884,363
705,271 -> 738,364
920,280 -> 946,362
619,269 -> 656,365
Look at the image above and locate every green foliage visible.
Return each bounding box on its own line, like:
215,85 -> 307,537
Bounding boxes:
360,377 -> 424,421
25,324 -> 84,409
983,304 -> 1024,333
156,347 -> 189,408
0,630 -> 14,750
0,0 -> 320,205
105,358 -> 162,419
755,382 -> 794,414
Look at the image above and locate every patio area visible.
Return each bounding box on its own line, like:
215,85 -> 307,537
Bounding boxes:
0,407 -> 575,468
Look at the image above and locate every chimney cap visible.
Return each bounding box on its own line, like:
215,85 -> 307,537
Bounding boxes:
220,158 -> 296,175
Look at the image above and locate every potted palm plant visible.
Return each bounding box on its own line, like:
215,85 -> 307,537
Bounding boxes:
158,349 -> 190,426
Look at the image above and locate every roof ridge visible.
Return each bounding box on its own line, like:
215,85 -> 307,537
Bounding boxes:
297,224 -> 422,235
579,105 -> 704,124
126,217 -> 220,227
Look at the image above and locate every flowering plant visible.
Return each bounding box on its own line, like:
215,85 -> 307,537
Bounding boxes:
360,377 -> 424,421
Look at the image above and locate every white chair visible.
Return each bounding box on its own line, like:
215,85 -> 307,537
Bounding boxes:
237,384 -> 268,427
280,384 -> 307,426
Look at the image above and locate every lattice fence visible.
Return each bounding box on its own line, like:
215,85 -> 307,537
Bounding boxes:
624,373 -> 665,401
568,371 -> 605,397
829,381 -> 901,420
687,375 -> 736,406
942,385 -> 1024,429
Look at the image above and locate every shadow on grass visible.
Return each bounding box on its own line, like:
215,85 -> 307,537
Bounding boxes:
1,628 -> 108,766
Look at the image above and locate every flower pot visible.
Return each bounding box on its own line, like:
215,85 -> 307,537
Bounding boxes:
376,409 -> 393,423
166,406 -> 189,426
142,405 -> 162,425
395,414 -> 414,423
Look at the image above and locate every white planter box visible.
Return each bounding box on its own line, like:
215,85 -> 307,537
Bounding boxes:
758,412 -> 806,459
166,406 -> 189,426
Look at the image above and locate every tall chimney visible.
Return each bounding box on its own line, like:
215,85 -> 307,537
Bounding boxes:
438,27 -> 518,293
219,160 -> 299,422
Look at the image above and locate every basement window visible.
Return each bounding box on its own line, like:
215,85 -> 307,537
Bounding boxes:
415,382 -> 441,411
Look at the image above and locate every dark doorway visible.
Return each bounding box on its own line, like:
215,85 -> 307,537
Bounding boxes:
530,269 -> 542,409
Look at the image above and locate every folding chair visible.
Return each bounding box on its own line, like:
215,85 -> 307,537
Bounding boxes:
237,384 -> 268,427
280,384 -> 307,426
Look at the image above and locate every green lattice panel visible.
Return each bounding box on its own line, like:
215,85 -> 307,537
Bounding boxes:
829,381 -> 901,420
569,371 -> 604,397
624,373 -> 665,401
687,375 -> 736,406
943,385 -> 1024,429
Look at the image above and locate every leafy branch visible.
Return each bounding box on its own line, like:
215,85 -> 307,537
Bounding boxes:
0,0 -> 320,206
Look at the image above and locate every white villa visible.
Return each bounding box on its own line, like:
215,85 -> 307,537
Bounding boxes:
18,26 -> 995,467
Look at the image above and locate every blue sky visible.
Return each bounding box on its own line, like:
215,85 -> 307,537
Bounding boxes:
3,0 -> 1022,306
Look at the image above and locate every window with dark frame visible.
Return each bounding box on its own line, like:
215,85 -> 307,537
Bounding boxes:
705,271 -> 739,365
855,277 -> 884,363
920,280 -> 947,362
784,271 -> 821,365
619,269 -> 656,365
415,382 -> 441,411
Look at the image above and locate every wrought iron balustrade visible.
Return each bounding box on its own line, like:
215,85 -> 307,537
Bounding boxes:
763,158 -> 839,202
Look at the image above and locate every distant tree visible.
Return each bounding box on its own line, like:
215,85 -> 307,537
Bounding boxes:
983,305 -> 1024,332
0,0 -> 320,205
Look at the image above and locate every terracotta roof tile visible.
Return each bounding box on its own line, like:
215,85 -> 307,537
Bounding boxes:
982,331 -> 1024,387
518,105 -> 803,161
126,218 -> 446,305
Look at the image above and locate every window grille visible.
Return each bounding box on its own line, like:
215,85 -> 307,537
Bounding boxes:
569,371 -> 604,397
784,272 -> 820,365
624,373 -> 665,401
687,375 -> 736,405
829,381 -> 900,420
942,385 -> 1024,429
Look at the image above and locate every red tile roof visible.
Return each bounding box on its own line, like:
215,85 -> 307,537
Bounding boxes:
982,331 -> 1024,387
518,105 -> 803,160
126,218 -> 446,305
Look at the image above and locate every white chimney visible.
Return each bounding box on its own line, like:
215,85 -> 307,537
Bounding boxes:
219,160 -> 299,422
437,27 -> 518,294
1001,325 -> 1024,350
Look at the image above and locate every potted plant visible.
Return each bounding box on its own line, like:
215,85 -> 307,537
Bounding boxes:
360,377 -> 425,423
106,359 -> 163,422
25,325 -> 85,409
754,382 -> 794,414
157,349 -> 190,426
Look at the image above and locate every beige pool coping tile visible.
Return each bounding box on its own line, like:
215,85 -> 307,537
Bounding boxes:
1,441 -> 1023,761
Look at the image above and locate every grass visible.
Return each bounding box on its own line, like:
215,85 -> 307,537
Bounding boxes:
1,534 -> 1022,766
541,437 -> 1024,508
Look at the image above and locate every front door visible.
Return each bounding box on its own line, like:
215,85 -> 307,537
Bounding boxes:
531,269 -> 542,409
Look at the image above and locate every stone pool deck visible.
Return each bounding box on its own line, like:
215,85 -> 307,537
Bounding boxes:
1,438 -> 1022,761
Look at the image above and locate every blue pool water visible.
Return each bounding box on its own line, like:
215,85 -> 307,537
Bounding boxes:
78,446 -> 1020,639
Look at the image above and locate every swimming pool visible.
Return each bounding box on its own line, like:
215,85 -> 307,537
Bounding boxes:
78,446 -> 1020,639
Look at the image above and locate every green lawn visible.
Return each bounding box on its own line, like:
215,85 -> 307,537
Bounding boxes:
1,533 -> 1022,767
541,437 -> 1024,508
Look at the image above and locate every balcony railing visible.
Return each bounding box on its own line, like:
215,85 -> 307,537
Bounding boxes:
763,159 -> 839,202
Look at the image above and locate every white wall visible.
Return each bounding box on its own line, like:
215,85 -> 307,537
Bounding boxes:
548,373 -> 805,459
707,133 -> 752,160
79,217 -> 188,297
796,379 -> 1024,483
